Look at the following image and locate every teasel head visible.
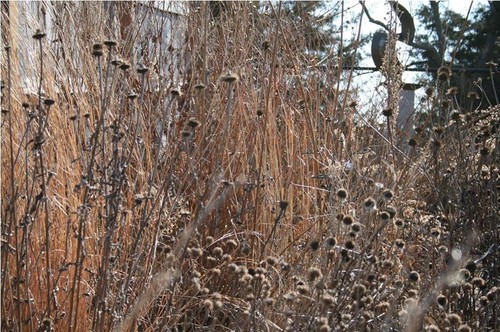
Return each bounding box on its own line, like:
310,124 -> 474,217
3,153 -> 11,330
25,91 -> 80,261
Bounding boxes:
437,66 -> 452,81
220,72 -> 239,83
33,29 -> 46,40
363,197 -> 376,212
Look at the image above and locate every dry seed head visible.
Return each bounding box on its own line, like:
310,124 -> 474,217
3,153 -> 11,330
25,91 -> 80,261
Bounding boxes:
212,246 -> 223,257
136,65 -> 149,74
342,214 -> 354,226
382,108 -> 393,117
471,277 -> 485,288
363,197 -> 376,211
351,222 -> 361,233
447,313 -> 462,325
266,256 -> 278,266
203,299 -> 214,311
284,291 -> 297,303
458,268 -> 471,281
279,200 -> 289,210
336,188 -> 348,201
171,88 -> 182,96
263,297 -> 275,306
190,247 -> 203,258
308,267 -> 322,282
425,87 -> 434,98
395,239 -> 405,249
345,240 -> 355,250
326,237 -> 336,247
43,98 -> 55,106
319,324 -> 331,332
210,268 -> 221,276
297,284 -> 310,295
381,189 -> 394,201
408,271 -> 420,283
430,227 -> 441,238
457,325 -> 471,332
187,117 -> 200,129
240,273 -> 253,284
352,283 -> 367,299
120,62 -> 131,70
426,325 -> 440,332
437,294 -> 447,307
437,66 -> 452,81
394,218 -> 404,227
379,211 -> 391,223
310,240 -> 320,251
33,29 -> 46,40
104,39 -> 117,47
181,130 -> 191,138
220,72 -> 239,83
321,293 -> 334,306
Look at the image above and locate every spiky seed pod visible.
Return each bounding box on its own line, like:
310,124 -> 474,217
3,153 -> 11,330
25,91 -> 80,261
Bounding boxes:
447,313 -> 462,325
266,256 -> 278,266
381,189 -> 394,200
450,110 -> 461,121
342,215 -> 354,226
408,271 -> 420,283
33,29 -> 46,40
310,240 -> 320,251
351,223 -> 361,233
379,211 -> 391,223
181,130 -> 191,138
458,269 -> 471,281
43,98 -> 55,106
308,267 -> 322,282
187,117 -> 200,129
337,188 -> 348,201
119,62 -> 131,70
437,66 -> 452,81
457,325 -> 471,332
395,239 -> 405,249
104,39 -> 117,47
326,237 -> 336,247
363,197 -> 376,211
425,87 -> 434,98
437,294 -> 448,307
92,43 -> 103,56
345,240 -> 355,250
171,88 -> 182,96
136,65 -> 149,74
382,108 -> 393,117
384,205 -> 397,218
394,218 -> 404,227
194,82 -> 205,90
465,261 -> 477,274
203,299 -> 214,311
220,72 -> 239,83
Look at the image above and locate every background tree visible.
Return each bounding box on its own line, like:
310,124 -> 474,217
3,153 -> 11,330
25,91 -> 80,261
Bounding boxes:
410,1 -> 499,110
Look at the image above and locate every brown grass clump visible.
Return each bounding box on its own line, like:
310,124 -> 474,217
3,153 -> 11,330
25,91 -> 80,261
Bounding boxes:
1,1 -> 499,331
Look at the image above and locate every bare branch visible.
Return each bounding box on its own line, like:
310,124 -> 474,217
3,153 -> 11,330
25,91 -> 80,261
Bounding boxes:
359,1 -> 388,31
